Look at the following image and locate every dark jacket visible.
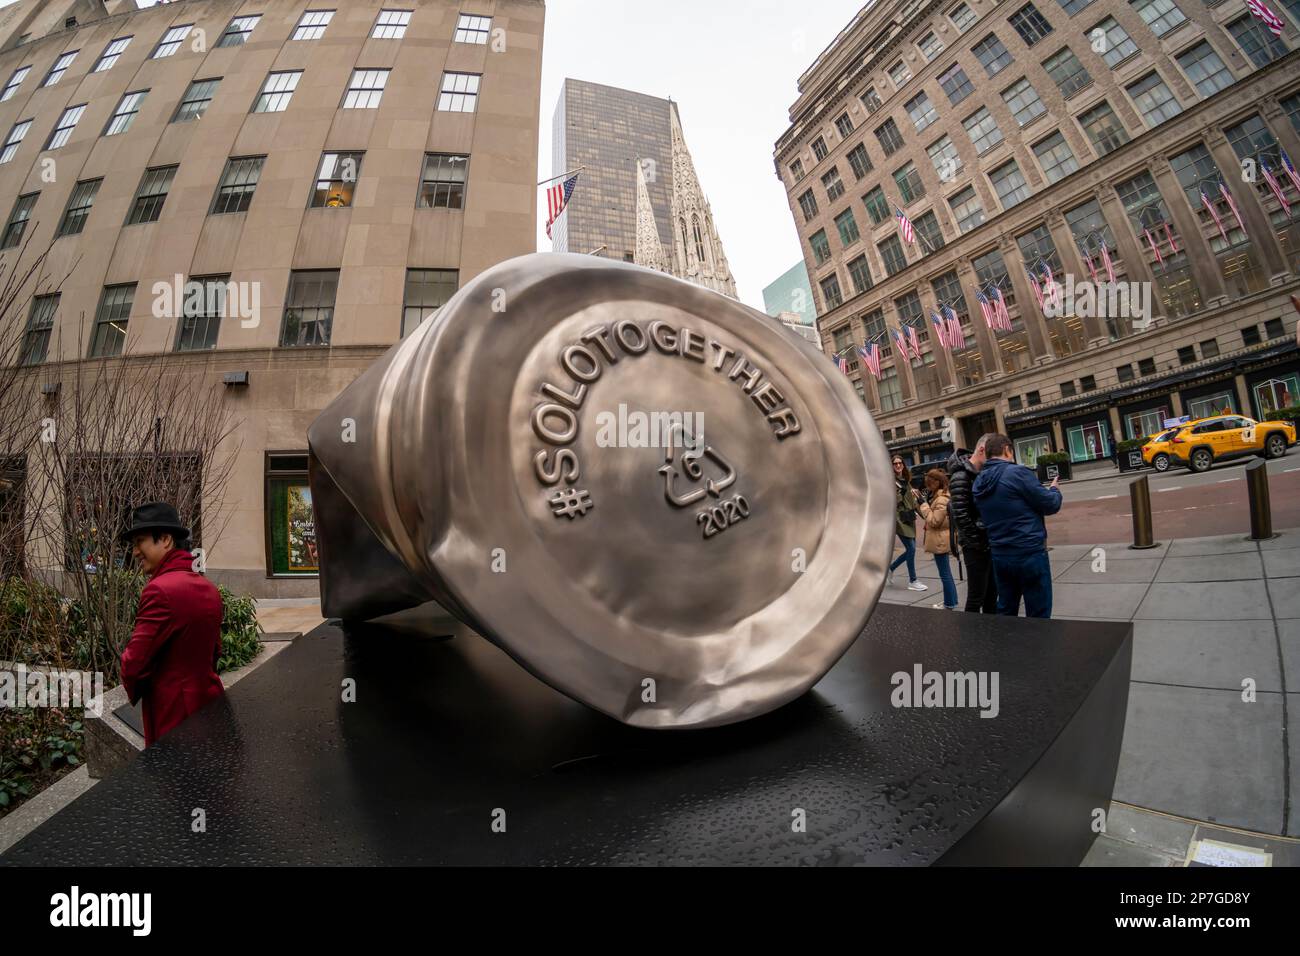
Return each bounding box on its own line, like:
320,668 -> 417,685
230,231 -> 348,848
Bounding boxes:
971,457 -> 1063,557
120,548 -> 225,746
894,477 -> 919,539
946,451 -> 988,553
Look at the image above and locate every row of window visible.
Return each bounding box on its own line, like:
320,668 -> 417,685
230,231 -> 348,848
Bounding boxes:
0,65 -> 482,166
18,266 -> 460,365
0,10 -> 491,102
0,150 -> 469,255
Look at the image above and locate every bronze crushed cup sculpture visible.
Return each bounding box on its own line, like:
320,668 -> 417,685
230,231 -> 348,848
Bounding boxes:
307,253 -> 895,728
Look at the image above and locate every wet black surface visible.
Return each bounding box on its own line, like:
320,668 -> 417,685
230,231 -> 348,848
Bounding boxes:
3,604 -> 1130,866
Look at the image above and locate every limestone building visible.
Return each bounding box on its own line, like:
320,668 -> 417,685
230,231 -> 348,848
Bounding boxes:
776,0 -> 1300,470
0,0 -> 544,595
551,78 -> 737,297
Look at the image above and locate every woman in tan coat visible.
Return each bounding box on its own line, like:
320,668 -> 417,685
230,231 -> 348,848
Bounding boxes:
917,468 -> 959,610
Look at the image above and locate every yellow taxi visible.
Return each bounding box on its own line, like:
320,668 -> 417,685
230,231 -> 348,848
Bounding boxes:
1168,414 -> 1297,473
1141,428 -> 1183,473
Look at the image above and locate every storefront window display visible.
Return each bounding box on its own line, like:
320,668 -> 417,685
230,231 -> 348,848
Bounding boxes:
1124,405 -> 1170,439
266,452 -> 318,575
1185,391 -> 1236,419
1254,375 -> 1297,416
1014,434 -> 1052,467
1066,420 -> 1111,462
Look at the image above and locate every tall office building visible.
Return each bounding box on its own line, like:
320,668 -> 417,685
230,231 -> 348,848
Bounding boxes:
0,0 -> 544,595
776,0 -> 1300,469
552,78 -> 737,297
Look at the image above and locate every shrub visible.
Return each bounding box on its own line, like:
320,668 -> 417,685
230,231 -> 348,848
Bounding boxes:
216,586 -> 262,673
1116,437 -> 1146,452
1037,451 -> 1070,465
0,707 -> 83,816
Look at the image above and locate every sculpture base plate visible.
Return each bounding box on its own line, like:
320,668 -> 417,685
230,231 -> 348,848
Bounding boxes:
3,604 -> 1130,866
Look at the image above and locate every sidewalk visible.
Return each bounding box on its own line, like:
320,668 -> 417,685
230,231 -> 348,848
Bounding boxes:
885,527 -> 1300,852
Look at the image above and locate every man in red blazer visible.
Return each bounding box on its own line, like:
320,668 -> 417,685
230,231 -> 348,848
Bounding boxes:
119,503 -> 225,746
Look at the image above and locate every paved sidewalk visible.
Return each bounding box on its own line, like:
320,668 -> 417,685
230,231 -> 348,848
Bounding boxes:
885,528 -> 1299,841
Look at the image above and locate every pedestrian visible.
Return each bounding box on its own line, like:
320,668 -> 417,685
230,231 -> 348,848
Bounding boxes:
947,435 -> 999,613
887,457 -> 928,591
971,434 -> 1062,618
917,468 -> 959,610
118,502 -> 225,747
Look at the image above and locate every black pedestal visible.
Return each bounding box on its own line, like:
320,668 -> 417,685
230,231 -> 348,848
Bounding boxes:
2,604 -> 1130,866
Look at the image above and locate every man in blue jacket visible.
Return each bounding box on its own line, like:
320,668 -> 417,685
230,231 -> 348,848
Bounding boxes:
971,433 -> 1062,618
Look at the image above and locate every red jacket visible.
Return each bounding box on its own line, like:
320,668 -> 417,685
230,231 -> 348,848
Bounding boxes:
120,548 -> 225,746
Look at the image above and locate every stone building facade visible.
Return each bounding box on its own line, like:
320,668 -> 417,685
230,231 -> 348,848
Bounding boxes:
552,78 -> 736,296
0,0 -> 544,595
775,0 -> 1300,469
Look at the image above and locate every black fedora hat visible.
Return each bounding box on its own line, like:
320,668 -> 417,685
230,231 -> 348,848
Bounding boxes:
118,502 -> 190,544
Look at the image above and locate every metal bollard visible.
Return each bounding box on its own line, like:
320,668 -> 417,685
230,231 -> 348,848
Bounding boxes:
1245,459 -> 1276,540
1129,474 -> 1160,550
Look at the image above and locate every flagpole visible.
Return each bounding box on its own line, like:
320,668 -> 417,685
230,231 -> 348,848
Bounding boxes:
538,165 -> 585,186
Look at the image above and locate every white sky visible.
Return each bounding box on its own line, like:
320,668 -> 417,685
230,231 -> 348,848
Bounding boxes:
537,0 -> 870,310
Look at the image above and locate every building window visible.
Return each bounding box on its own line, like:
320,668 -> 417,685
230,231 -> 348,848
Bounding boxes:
1175,41 -> 1233,97
372,10 -> 412,39
1065,197 -> 1118,261
1009,3 -> 1054,46
89,284 -> 134,358
210,156 -> 264,214
950,2 -> 978,31
152,25 -> 191,59
454,13 -> 492,44
1138,357 -> 1156,375
403,269 -> 458,337
42,50 -> 77,87
822,166 -> 845,202
1242,325 -> 1262,346
1058,0 -> 1096,14
919,31 -> 945,60
939,64 -> 975,105
820,274 -> 844,311
21,293 -> 58,366
889,60 -> 912,87
343,69 -> 389,109
810,229 -> 831,265
253,71 -> 301,113
1177,345 -> 1196,365
928,135 -> 963,181
45,104 -> 84,149
1200,338 -> 1220,359
1077,100 -> 1129,155
790,158 -> 806,182
1008,395 -> 1024,411
174,275 -> 229,352
949,185 -> 985,232
280,270 -> 338,347
797,189 -> 818,222
875,118 -> 905,156
311,152 -> 364,207
1,65 -> 30,102
879,235 -> 908,276
1224,114 -> 1279,163
905,92 -> 939,133
879,368 -> 902,412
266,454 -> 318,576
847,143 -> 873,180
963,107 -> 1004,154
1,193 -> 37,249
438,72 -> 480,112
1227,16 -> 1288,68
847,254 -> 873,294
894,162 -> 925,204
126,165 -> 177,225
1090,18 -> 1138,68
173,78 -> 219,122
972,34 -> 1013,76
104,90 -> 147,136
835,208 -> 860,246
1043,48 -> 1091,98
1264,317 -> 1285,339
1279,92 -> 1300,136
57,178 -> 101,236
973,248 -> 1017,310
835,112 -> 854,138
293,11 -> 334,41
1080,374 -> 1097,391
92,36 -> 131,73
1117,364 -> 1134,382
812,136 -> 828,161
418,153 -> 469,208
861,87 -> 883,113
864,186 -> 891,225
1127,72 -> 1181,127
1130,0 -> 1186,38
915,210 -> 946,252
1060,380 -> 1078,397
0,119 -> 31,164
217,15 -> 260,47
1033,131 -> 1079,183
1026,390 -> 1042,405
1002,78 -> 1046,126
990,159 -> 1030,208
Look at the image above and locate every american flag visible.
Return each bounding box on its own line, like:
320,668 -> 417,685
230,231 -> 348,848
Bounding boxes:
1039,263 -> 1061,311
1024,271 -> 1044,313
1081,249 -> 1098,283
834,352 -> 850,375
1099,242 -> 1116,282
544,173 -> 580,240
858,343 -> 882,378
1143,228 -> 1164,266
895,206 -> 915,245
941,303 -> 964,348
1260,161 -> 1292,215
976,287 -> 997,326
1200,190 -> 1229,243
1220,181 -> 1249,239
1162,220 -> 1179,256
929,311 -> 950,350
907,324 -> 923,360
1281,149 -> 1300,195
1246,0 -> 1285,37
989,285 -> 1012,330
893,328 -> 909,359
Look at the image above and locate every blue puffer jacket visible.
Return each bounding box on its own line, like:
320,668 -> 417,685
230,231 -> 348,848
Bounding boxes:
971,457 -> 1063,557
